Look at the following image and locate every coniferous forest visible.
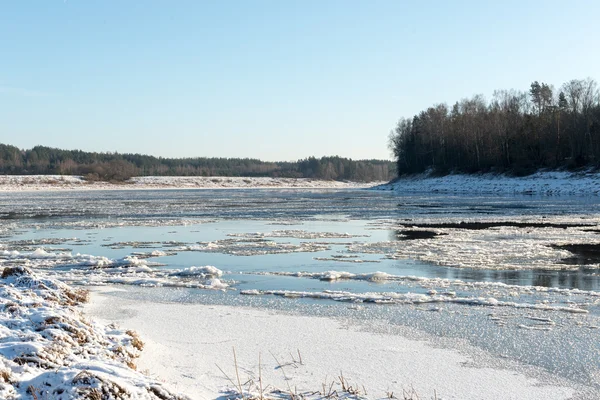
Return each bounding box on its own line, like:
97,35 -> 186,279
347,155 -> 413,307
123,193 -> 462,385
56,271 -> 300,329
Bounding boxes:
389,78 -> 600,176
0,144 -> 394,182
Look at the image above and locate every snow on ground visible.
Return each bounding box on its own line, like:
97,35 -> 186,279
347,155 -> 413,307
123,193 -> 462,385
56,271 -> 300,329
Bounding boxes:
0,175 -> 378,191
0,266 -> 186,399
373,170 -> 600,195
84,290 -> 579,400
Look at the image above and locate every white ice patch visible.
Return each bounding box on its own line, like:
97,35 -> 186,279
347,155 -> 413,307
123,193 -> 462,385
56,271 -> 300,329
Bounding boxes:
228,230 -> 368,239
248,270 -> 600,296
175,238 -> 330,256
169,265 -> 223,278
243,269 -> 600,315
348,224 -> 600,270
131,250 -> 169,259
314,256 -> 380,263
240,289 -> 589,313
0,249 -> 230,291
261,270 -> 393,282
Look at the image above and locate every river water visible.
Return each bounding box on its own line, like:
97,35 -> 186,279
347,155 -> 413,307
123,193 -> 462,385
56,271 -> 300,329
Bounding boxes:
1,188 -> 599,393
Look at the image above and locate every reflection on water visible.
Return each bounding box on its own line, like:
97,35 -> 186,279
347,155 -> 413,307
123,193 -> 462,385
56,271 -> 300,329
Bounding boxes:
439,266 -> 600,291
1,188 -> 600,221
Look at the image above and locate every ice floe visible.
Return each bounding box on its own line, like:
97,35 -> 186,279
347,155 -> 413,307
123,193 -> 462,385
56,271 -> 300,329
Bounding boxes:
347,224 -> 600,270
0,248 -> 230,291
240,289 -> 589,313
227,230 -> 368,239
175,238 -> 331,256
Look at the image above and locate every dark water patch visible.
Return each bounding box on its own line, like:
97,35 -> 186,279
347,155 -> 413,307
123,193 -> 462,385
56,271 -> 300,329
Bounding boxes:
398,203 -> 443,208
395,230 -> 447,240
581,229 -> 600,234
553,244 -> 600,265
1,211 -> 53,220
399,221 -> 596,230
429,264 -> 600,291
0,210 -> 109,221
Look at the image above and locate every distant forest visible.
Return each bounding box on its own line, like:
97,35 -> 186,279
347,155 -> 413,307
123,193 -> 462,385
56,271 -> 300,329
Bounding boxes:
389,78 -> 600,176
0,144 -> 394,182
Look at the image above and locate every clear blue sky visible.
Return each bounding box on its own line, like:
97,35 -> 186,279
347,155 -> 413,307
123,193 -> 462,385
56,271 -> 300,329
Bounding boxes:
1,1 -> 598,161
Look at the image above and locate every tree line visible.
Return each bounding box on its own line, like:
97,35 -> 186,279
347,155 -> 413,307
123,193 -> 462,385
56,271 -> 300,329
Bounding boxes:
389,78 -> 600,176
0,144 -> 394,182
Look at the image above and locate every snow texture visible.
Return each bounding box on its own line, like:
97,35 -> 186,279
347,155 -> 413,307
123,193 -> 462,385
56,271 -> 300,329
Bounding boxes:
0,175 -> 378,192
373,170 -> 600,195
85,293 -> 580,400
0,265 -> 187,399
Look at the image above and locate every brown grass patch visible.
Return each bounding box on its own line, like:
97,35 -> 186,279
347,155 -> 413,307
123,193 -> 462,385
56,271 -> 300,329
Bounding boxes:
0,369 -> 13,383
126,329 -> 144,351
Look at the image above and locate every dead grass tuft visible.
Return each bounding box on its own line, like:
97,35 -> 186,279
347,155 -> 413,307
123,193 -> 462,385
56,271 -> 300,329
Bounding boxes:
73,370 -> 128,398
26,385 -> 39,399
65,288 -> 90,304
81,388 -> 102,400
217,348 -> 434,400
126,329 -> 144,351
1,266 -> 29,279
0,369 -> 13,383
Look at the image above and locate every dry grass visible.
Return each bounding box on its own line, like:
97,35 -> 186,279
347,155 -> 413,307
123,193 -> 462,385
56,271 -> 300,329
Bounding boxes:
0,369 -> 13,383
73,370 -> 129,398
126,329 -> 145,351
216,348 -> 433,400
0,266 -> 185,400
82,388 -> 103,400
1,266 -> 26,279
65,288 -> 90,304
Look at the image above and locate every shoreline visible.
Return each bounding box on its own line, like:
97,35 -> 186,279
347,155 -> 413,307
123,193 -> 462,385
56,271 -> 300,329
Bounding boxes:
84,286 -> 586,400
373,170 -> 600,196
3,171 -> 600,195
0,175 -> 379,192
0,267 -> 184,399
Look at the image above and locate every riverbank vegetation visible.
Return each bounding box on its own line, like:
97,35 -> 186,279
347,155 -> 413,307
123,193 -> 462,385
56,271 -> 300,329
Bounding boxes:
389,78 -> 600,176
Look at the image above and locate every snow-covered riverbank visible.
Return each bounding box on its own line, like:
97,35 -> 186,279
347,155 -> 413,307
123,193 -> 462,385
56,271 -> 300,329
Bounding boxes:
0,266 -> 185,399
6,171 -> 600,195
373,171 -> 600,196
0,175 -> 378,191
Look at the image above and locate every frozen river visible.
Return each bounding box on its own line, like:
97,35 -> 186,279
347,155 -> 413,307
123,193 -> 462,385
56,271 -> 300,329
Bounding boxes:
1,188 -> 600,397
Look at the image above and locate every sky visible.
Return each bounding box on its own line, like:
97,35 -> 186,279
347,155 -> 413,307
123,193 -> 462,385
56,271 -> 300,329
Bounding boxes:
1,1 -> 599,161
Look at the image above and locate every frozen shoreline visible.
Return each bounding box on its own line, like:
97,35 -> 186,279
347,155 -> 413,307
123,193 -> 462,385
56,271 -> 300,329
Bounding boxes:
5,171 -> 600,195
0,267 -> 184,399
0,175 -> 378,192
84,287 -> 584,400
372,170 -> 600,196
